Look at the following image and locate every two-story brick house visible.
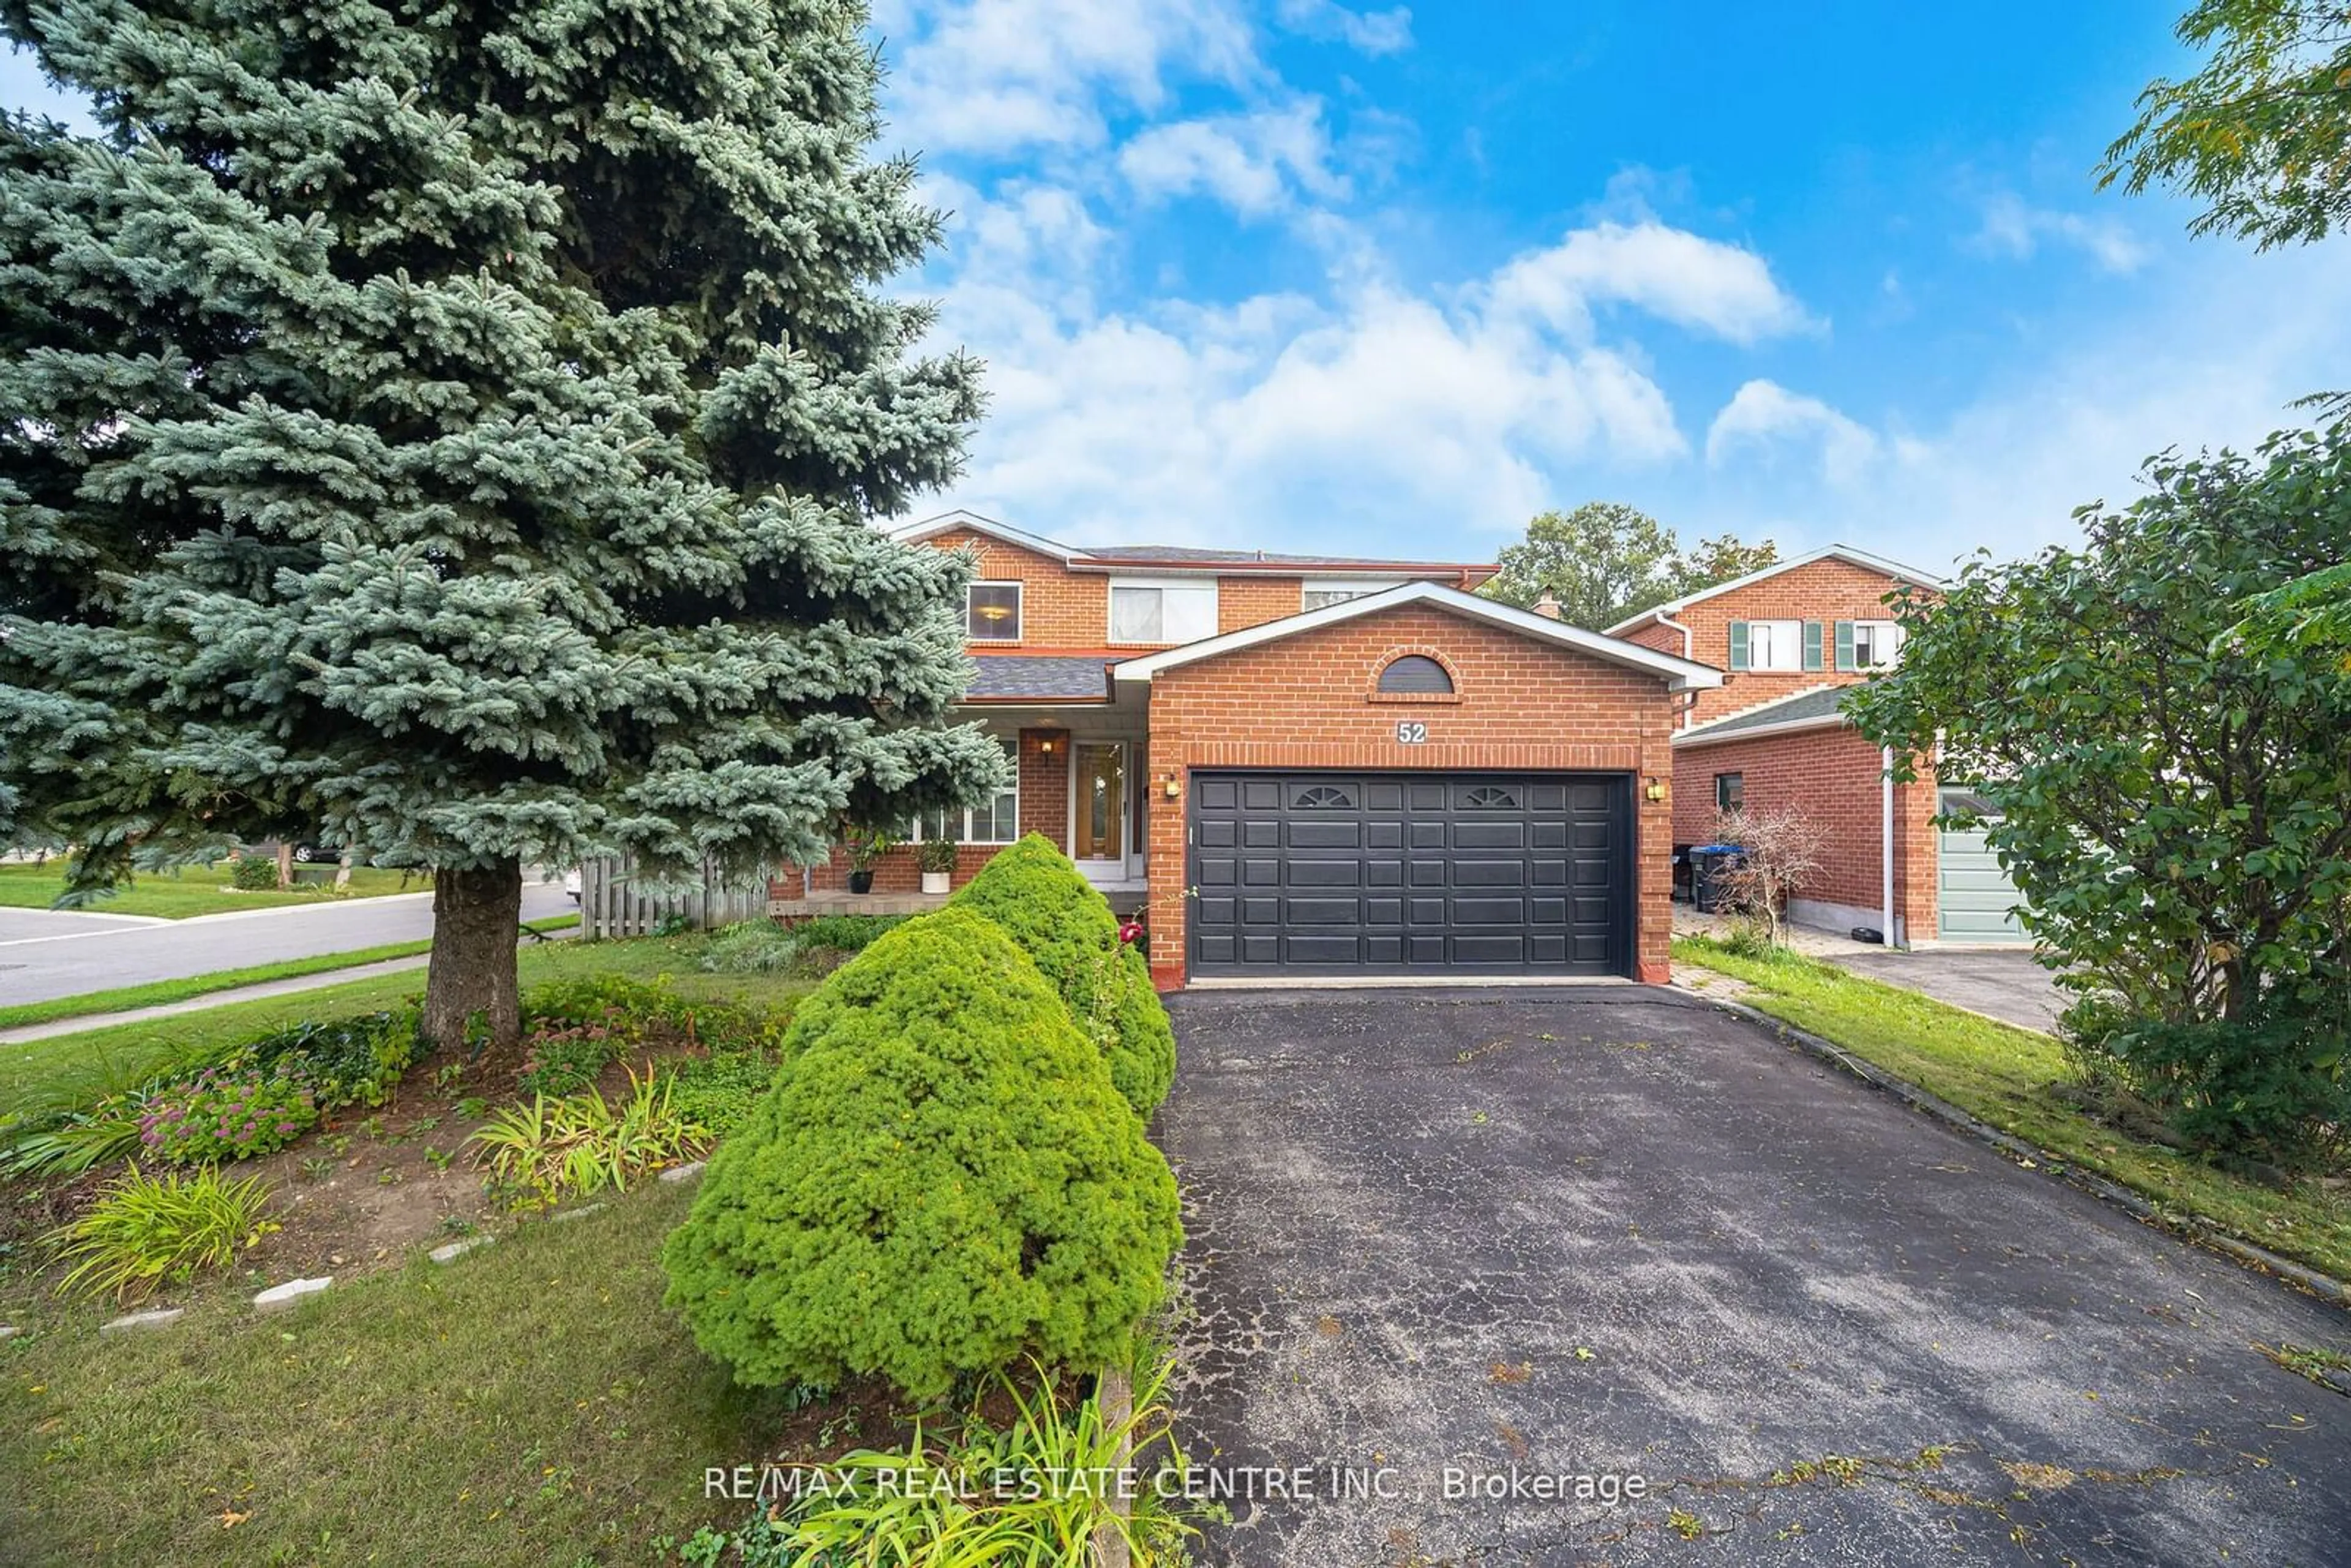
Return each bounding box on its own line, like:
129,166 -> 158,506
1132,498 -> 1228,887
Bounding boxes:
794,509 -> 1723,989
1607,546 -> 2025,945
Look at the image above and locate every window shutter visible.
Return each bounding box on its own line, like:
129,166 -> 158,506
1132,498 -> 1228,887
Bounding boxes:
1802,620 -> 1824,672
1727,621 -> 1749,671
1834,620 -> 1856,672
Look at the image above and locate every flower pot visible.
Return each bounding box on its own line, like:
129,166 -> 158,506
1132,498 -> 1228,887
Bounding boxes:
846,869 -> 875,894
920,870 -> 951,895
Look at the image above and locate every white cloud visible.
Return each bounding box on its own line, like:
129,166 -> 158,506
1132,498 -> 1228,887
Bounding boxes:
872,0 -> 1259,157
1486,220 -> 1816,346
1275,0 -> 1413,55
1118,101 -> 1346,216
1973,193 -> 2150,276
1704,380 -> 1880,486
915,216 -> 1823,547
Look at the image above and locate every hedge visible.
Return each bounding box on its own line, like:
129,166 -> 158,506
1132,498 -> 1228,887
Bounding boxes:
661,905 -> 1182,1398
949,833 -> 1176,1116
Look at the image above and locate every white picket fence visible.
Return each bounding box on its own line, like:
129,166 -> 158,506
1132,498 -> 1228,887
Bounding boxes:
577,855 -> 775,940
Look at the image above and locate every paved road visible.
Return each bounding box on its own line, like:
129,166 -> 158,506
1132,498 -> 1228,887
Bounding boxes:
1158,987 -> 2350,1566
0,880 -> 576,1006
1827,948 -> 2069,1033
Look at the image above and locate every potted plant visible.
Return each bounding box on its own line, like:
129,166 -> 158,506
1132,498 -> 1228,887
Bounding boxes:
841,825 -> 899,895
915,836 -> 958,895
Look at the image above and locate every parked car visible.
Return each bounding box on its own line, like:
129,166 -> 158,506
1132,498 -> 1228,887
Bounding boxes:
563,867 -> 582,903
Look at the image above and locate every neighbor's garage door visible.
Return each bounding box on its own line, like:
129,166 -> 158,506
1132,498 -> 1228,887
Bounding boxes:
1188,772 -> 1633,977
1937,787 -> 2029,944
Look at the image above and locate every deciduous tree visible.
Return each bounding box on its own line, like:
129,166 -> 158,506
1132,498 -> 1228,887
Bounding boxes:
1847,424 -> 2351,1147
0,0 -> 997,1048
1483,503 -> 1777,629
2101,1 -> 2351,249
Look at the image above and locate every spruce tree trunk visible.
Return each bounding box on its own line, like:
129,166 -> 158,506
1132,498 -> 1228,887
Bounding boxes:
421,858 -> 523,1051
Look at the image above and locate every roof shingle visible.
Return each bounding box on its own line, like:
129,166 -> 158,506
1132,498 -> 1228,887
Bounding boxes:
965,655 -> 1109,702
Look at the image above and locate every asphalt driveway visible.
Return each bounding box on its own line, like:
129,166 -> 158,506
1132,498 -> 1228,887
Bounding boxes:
1157,987 -> 2351,1566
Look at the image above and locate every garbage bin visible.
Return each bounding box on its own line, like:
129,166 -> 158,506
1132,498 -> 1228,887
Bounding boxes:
1691,844 -> 1744,913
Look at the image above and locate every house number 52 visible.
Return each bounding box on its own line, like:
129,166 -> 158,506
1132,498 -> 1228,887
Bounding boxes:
1395,721 -> 1428,745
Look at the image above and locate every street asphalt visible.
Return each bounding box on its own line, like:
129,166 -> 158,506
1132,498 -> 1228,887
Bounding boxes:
1157,986 -> 2351,1567
0,879 -> 576,1006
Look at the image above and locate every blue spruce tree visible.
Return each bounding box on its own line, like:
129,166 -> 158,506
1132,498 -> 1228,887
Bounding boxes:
0,0 -> 997,1045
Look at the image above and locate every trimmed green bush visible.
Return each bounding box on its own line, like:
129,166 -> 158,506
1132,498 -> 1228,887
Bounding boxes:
661,905 -> 1182,1398
949,834 -> 1175,1116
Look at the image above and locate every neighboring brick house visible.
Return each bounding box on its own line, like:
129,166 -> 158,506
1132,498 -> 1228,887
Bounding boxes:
787,509 -> 1722,988
1606,547 -> 2025,946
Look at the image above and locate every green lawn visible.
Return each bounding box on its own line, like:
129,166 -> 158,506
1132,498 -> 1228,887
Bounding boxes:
0,914 -> 581,1034
0,933 -> 855,1565
1674,936 -> 2351,1283
1,932 -> 769,1116
0,860 -> 432,918
0,1178 -> 792,1565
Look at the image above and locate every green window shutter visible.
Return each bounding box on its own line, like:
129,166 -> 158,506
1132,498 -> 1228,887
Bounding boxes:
1802,620 -> 1823,672
1834,620 -> 1856,672
1727,621 -> 1749,671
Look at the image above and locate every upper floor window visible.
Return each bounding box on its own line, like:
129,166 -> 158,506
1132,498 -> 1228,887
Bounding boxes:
1109,579 -> 1218,643
1738,618 -> 1806,672
1303,578 -> 1400,611
1376,655 -> 1454,694
967,582 -> 1022,642
1847,620 -> 1904,669
1716,772 -> 1744,812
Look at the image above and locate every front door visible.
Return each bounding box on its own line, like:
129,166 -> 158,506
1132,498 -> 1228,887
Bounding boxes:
1073,741 -> 1130,885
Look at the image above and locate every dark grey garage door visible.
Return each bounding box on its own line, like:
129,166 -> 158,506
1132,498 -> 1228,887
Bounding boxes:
1188,772 -> 1633,977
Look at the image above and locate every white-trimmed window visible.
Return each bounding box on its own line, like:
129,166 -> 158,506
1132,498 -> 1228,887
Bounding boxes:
1109,578 -> 1218,643
1302,578 -> 1401,611
1744,619 -> 1804,672
1850,620 -> 1904,669
966,582 -> 1022,642
917,740 -> 1019,844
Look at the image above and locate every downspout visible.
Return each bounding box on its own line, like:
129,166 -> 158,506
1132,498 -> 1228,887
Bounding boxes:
1652,614 -> 1696,729
1881,746 -> 1897,947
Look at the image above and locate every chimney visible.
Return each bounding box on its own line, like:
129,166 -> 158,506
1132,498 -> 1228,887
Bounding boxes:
1532,593 -> 1563,620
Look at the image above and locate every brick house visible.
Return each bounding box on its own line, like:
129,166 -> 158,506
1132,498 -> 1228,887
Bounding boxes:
1607,546 -> 2025,945
789,510 -> 1722,988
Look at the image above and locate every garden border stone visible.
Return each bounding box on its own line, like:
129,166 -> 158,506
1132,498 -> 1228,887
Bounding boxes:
100,1308 -> 184,1334
1687,986 -> 2351,1309
658,1160 -> 705,1184
429,1236 -> 493,1264
253,1276 -> 333,1313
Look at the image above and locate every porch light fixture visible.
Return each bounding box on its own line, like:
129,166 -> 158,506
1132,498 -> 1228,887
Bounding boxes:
1162,775 -> 1180,799
1644,777 -> 1667,803
1038,738 -> 1055,754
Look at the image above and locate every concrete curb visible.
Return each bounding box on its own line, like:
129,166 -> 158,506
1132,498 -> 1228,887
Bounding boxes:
1687,986 -> 2351,1310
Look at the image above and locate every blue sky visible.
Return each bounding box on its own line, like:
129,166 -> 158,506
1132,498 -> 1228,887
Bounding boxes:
10,4 -> 2347,575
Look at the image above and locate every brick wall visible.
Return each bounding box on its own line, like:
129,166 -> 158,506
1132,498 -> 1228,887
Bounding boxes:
1218,575 -> 1303,633
786,723 -> 1074,898
932,528 -> 1117,650
1671,722 -> 1938,940
926,527 -> 1320,651
1142,604 -> 1681,987
1626,559 -> 1933,724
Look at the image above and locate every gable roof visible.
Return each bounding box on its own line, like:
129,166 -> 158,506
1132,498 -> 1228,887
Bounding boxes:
883,511 -> 1493,581
1671,684 -> 1854,746
1109,580 -> 1723,691
1603,545 -> 1949,636
883,509 -> 1079,565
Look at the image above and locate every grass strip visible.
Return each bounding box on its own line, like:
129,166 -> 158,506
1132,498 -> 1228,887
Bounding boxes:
1674,936 -> 2351,1284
